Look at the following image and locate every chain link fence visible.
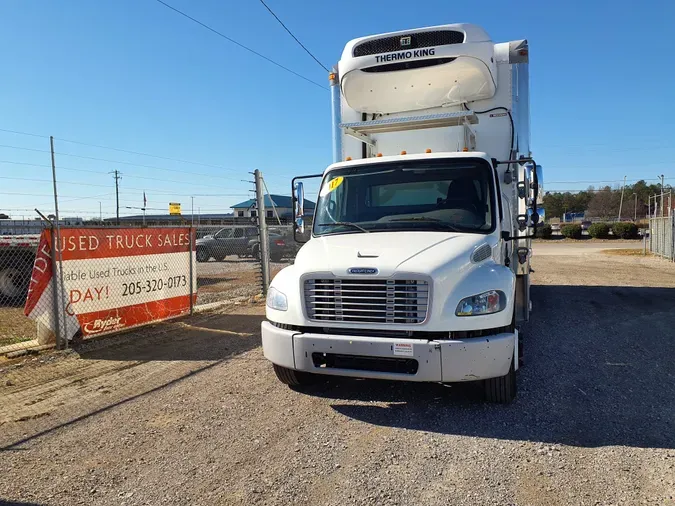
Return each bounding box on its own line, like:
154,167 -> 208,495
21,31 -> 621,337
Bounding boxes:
0,221 -> 271,357
194,224 -> 268,305
0,220 -> 307,357
0,233 -> 44,354
649,215 -> 675,260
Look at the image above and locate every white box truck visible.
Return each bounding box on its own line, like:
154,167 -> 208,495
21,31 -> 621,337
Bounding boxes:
262,23 -> 544,403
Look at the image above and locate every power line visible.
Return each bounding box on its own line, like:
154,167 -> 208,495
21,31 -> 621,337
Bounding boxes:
0,143 -> 247,181
0,138 -> 295,181
1,191 -> 113,199
153,0 -> 327,90
0,159 -> 276,189
547,177 -> 674,184
111,170 -> 122,225
258,0 -> 329,73
0,175 -> 250,197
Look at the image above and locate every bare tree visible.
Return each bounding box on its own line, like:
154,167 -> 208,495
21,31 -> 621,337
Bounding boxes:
587,186 -> 621,219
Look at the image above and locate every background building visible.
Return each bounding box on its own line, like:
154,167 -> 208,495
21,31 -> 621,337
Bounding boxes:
231,194 -> 315,219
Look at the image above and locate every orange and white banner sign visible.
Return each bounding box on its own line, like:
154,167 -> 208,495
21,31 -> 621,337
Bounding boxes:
25,228 -> 197,339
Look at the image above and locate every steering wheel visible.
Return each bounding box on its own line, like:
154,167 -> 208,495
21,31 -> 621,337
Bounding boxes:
438,197 -> 480,215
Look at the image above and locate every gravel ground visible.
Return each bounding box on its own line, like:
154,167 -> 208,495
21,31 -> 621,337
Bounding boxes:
195,257 -> 289,304
1,248 -> 674,505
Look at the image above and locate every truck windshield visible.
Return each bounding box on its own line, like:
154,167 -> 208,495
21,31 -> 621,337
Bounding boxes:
314,158 -> 495,236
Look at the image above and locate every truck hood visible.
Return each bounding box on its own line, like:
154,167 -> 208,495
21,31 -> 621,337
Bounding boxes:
295,231 -> 494,277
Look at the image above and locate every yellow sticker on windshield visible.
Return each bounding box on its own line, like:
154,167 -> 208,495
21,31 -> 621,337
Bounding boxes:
321,176 -> 344,196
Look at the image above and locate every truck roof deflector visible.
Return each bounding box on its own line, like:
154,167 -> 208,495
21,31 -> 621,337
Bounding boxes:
340,110 -> 478,135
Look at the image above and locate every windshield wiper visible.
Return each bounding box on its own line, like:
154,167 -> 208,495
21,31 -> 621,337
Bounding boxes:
388,217 -> 463,232
317,222 -> 370,233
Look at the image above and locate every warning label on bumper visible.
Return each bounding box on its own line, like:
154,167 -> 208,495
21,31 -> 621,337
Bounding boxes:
393,343 -> 414,357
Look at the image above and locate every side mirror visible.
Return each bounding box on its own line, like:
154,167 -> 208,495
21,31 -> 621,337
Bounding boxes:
290,172 -> 323,244
294,182 -> 305,235
534,164 -> 544,195
527,207 -> 544,226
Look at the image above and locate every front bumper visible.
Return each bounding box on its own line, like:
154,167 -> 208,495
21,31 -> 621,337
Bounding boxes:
261,321 -> 515,383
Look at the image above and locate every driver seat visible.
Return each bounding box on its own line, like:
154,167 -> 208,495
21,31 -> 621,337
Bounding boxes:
441,178 -> 480,212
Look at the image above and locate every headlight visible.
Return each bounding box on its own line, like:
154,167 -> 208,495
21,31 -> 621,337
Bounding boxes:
456,290 -> 505,316
266,287 -> 288,311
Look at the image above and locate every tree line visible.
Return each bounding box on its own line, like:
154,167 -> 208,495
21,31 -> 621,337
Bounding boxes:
542,180 -> 671,221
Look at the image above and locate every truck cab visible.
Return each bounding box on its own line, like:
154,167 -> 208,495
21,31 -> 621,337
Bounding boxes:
261,23 -> 543,403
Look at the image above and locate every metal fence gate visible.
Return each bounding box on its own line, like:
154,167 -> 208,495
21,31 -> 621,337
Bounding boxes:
649,216 -> 675,260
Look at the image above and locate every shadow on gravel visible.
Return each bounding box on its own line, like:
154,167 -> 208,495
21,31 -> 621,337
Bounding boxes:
80,313 -> 263,362
196,276 -> 236,287
1,313 -> 264,451
0,501 -> 45,505
309,285 -> 675,450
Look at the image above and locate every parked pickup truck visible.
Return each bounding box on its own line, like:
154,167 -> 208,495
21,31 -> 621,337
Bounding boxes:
0,235 -> 39,306
196,226 -> 287,263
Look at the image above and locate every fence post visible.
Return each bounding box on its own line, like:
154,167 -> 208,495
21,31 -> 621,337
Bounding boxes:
50,137 -> 69,349
48,225 -> 65,349
189,226 -> 194,314
254,169 -> 270,295
663,216 -> 666,259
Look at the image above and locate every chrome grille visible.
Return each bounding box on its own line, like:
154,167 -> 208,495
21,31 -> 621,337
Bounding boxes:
304,278 -> 429,324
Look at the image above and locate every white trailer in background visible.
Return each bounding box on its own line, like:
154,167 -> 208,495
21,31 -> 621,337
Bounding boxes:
0,235 -> 39,306
262,23 -> 543,402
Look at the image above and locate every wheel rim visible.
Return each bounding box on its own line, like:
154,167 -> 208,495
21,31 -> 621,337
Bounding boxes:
0,267 -> 25,297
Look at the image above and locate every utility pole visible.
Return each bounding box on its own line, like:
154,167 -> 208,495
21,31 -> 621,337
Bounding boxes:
254,169 -> 270,294
261,176 -> 282,225
618,175 -> 627,221
111,170 -> 121,225
659,174 -> 665,217
632,193 -> 637,221
50,136 -> 68,349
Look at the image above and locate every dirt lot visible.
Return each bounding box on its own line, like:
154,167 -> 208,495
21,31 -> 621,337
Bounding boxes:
1,248 -> 674,505
0,307 -> 36,347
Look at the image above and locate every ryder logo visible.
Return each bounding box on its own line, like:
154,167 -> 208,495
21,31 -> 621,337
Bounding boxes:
83,316 -> 124,335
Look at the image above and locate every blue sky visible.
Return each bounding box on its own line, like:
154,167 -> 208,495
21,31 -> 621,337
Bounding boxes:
1,0 -> 673,220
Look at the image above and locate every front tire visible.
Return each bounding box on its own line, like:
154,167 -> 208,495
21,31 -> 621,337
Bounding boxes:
196,248 -> 210,263
483,361 -> 517,404
272,364 -> 315,386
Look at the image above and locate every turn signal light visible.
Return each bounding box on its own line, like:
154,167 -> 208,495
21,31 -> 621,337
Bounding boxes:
462,147 -> 469,152
376,153 -> 383,157
345,157 -> 352,161
400,150 -> 407,155
425,149 -> 432,153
